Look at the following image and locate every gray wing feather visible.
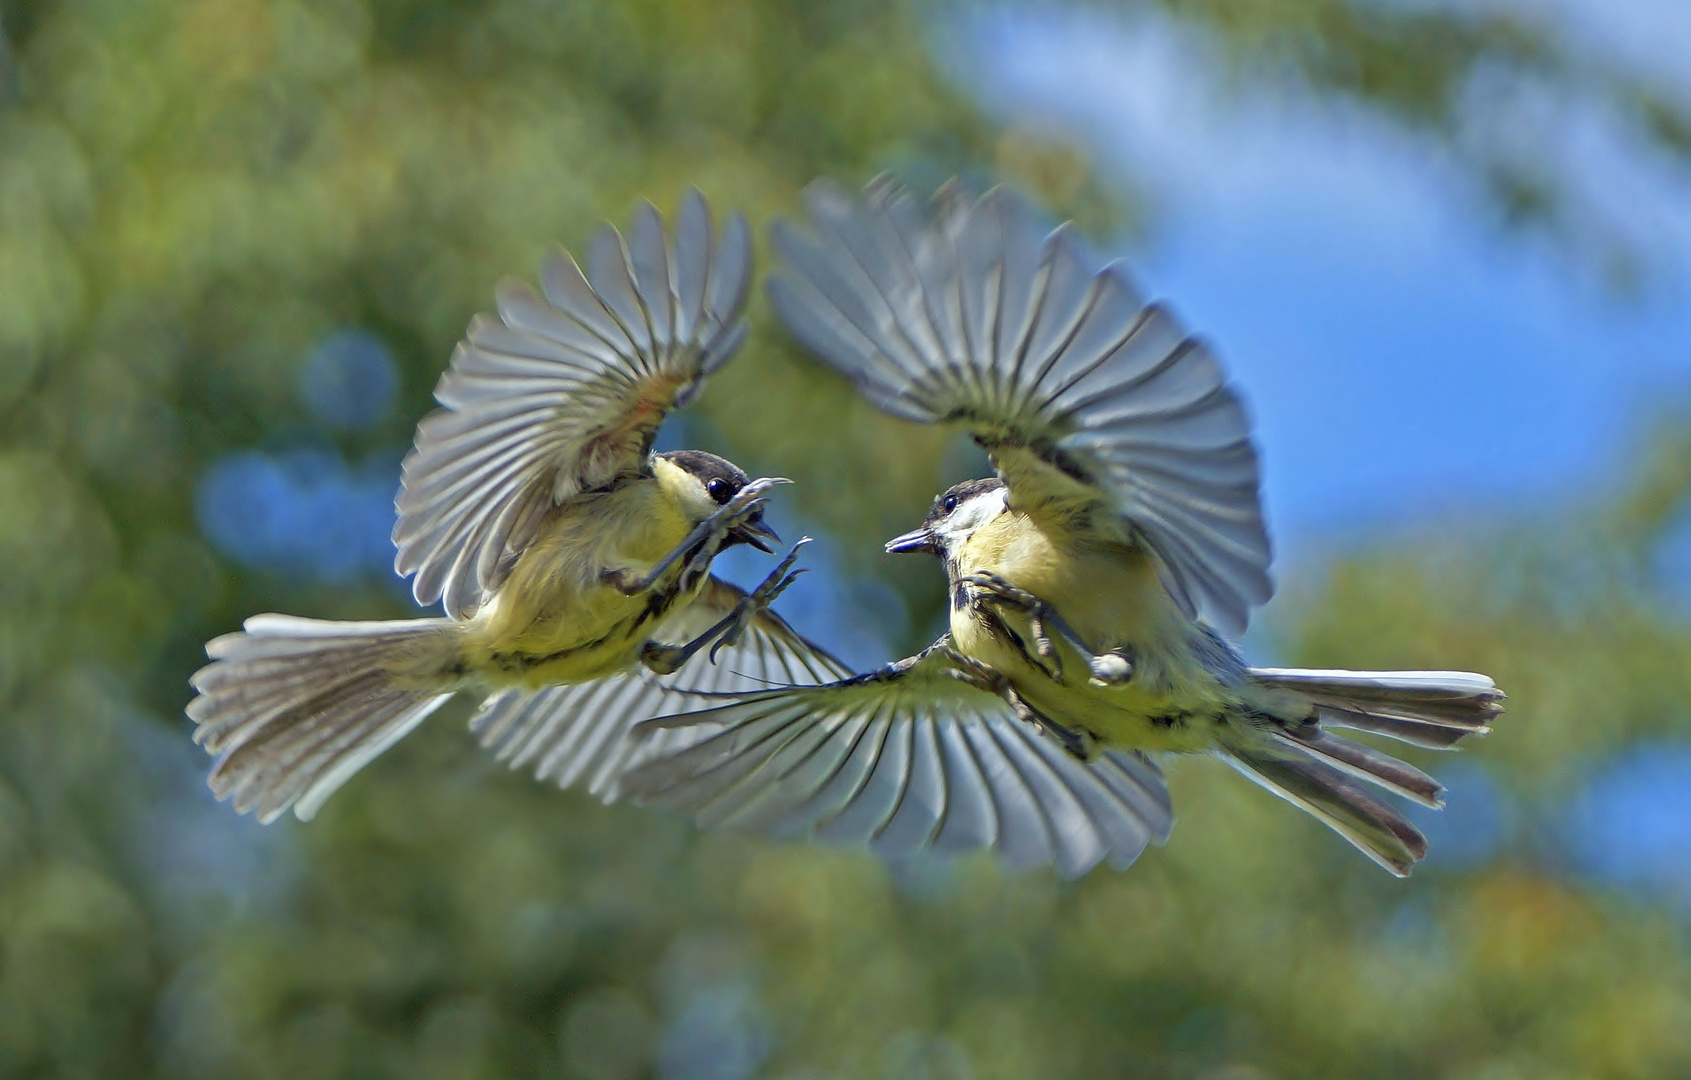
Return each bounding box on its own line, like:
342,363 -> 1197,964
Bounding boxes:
996,721 -> 1108,877
618,643 -> 1174,878
709,711 -> 846,835
874,719 -> 948,856
587,224 -> 652,354
627,204 -> 675,347
395,192 -> 750,617
961,716 -> 1056,872
726,710 -> 879,839
929,722 -> 998,855
470,577 -> 850,801
672,190 -> 711,345
768,179 -> 1272,635
701,212 -> 752,374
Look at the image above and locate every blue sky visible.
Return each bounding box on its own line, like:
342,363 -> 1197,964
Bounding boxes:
948,4 -> 1691,563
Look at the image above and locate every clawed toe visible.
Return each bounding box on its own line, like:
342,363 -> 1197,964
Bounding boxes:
705,539 -> 811,664
948,651 -> 1098,763
1088,652 -> 1135,687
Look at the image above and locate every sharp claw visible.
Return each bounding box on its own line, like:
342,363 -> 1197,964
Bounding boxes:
708,634 -> 734,665
707,540 -> 811,665
766,569 -> 805,605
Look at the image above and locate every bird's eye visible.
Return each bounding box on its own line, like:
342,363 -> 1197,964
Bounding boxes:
706,478 -> 732,503
941,494 -> 958,514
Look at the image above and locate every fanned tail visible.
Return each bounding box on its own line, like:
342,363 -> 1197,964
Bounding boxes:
187,615 -> 458,822
1225,668 -> 1504,875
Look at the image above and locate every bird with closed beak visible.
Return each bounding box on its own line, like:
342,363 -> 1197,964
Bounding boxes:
620,177 -> 1504,879
188,191 -> 847,823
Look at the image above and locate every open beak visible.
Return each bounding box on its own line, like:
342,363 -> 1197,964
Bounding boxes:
732,516 -> 781,554
884,527 -> 938,555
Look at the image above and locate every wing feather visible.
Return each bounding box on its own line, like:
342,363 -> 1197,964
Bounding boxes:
673,190 -> 711,344
768,179 -> 1272,635
469,577 -> 850,800
587,224 -> 654,355
396,192 -> 751,617
628,203 -> 676,347
962,715 -> 1057,872
619,641 -> 1175,878
930,722 -> 998,854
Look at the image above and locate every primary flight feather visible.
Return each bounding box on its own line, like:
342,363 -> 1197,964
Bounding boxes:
621,178 -> 1502,878
188,190 -> 848,822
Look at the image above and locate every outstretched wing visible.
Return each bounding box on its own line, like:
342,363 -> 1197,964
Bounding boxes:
618,642 -> 1173,878
768,179 -> 1271,635
396,190 -> 752,618
470,576 -> 851,799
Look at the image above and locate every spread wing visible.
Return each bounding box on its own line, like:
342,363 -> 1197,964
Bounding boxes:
768,178 -> 1271,635
395,190 -> 752,618
618,641 -> 1173,878
470,576 -> 851,799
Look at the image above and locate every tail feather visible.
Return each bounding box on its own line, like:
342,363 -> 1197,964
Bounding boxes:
1221,746 -> 1428,877
188,615 -> 456,823
1272,729 -> 1444,809
1230,667 -> 1505,874
1251,668 -> 1503,749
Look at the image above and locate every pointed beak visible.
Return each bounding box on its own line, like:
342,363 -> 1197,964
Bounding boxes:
732,516 -> 781,554
884,527 -> 938,555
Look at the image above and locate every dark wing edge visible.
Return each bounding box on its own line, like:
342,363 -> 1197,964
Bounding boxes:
618,642 -> 1174,878
470,576 -> 851,800
767,177 -> 1270,635
395,190 -> 753,618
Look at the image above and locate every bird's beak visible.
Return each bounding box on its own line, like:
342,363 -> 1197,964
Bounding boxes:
732,516 -> 781,554
884,527 -> 938,555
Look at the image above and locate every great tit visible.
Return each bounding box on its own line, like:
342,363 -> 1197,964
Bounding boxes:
620,178 -> 1504,879
188,191 -> 848,823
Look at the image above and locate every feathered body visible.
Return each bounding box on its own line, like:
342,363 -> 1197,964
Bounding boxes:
946,490 -> 1240,755
189,193 -> 850,824
458,457 -> 721,690
618,178 -> 1505,879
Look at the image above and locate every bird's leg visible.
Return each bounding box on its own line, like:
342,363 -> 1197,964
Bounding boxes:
640,540 -> 810,676
961,571 -> 1135,687
607,477 -> 790,597
941,648 -> 1100,763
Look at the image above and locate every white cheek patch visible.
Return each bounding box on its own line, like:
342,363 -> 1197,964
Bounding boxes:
653,458 -> 719,521
937,488 -> 1007,543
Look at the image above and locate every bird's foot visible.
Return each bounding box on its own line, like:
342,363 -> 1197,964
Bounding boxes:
707,539 -> 810,663
1086,650 -> 1136,688
941,647 -> 1099,762
608,477 -> 790,597
639,639 -> 689,676
960,571 -> 1132,687
639,539 -> 810,676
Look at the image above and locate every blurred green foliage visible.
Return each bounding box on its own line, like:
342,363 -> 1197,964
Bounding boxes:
1,0 -> 1690,1078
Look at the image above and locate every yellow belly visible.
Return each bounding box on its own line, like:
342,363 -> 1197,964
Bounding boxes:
460,482 -> 705,691
949,512 -> 1233,754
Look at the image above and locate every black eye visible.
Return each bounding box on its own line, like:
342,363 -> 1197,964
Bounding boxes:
707,478 -> 732,503
941,494 -> 958,514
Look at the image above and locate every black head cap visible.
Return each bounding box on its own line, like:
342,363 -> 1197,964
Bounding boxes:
659,449 -> 751,504
656,449 -> 779,552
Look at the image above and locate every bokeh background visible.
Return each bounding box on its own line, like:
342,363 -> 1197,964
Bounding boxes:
2,0 -> 1690,1077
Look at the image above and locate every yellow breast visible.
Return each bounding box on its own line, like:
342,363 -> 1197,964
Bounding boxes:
463,480 -> 704,689
948,510 -> 1230,753
952,512 -> 1181,653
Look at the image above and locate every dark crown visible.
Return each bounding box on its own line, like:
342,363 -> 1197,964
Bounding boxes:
657,449 -> 749,495
923,476 -> 1005,527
